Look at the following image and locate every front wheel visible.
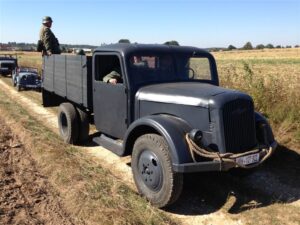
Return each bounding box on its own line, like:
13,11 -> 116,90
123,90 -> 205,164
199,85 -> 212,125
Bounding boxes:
131,134 -> 183,208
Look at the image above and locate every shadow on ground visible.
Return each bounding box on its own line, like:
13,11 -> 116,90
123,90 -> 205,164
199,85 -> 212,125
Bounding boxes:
80,132 -> 102,147
166,144 -> 300,215
79,135 -> 300,216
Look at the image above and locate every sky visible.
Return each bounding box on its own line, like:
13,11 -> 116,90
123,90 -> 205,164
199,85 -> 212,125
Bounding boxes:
0,0 -> 299,48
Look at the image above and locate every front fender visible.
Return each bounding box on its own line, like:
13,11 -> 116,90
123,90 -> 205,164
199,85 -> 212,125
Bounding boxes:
123,115 -> 193,164
255,112 -> 275,146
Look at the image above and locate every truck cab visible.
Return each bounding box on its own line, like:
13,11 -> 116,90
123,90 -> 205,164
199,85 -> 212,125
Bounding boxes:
92,45 -> 218,140
42,44 -> 277,208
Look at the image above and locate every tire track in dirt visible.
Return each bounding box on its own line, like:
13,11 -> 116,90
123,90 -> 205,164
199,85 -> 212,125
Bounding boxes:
0,118 -> 74,225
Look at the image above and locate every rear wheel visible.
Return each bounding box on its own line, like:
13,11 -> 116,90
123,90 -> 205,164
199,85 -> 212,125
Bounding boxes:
58,103 -> 79,144
131,134 -> 183,208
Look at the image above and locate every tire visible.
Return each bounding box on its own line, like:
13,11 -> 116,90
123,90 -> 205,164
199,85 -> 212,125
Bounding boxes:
58,103 -> 79,144
131,134 -> 183,208
76,107 -> 90,143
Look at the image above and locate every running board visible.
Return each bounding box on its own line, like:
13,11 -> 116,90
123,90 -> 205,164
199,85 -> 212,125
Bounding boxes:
93,134 -> 123,156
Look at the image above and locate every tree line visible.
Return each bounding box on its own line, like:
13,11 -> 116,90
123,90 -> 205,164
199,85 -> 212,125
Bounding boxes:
228,42 -> 299,51
1,40 -> 298,52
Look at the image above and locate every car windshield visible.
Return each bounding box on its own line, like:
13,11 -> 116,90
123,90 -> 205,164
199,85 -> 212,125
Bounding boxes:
127,52 -> 212,86
19,67 -> 38,73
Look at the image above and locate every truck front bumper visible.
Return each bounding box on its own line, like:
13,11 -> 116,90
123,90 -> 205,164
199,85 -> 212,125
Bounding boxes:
173,140 -> 277,173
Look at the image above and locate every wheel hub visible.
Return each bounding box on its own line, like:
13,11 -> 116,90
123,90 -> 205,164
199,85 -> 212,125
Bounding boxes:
138,150 -> 163,191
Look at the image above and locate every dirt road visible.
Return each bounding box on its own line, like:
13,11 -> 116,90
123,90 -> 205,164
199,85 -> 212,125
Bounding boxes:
0,78 -> 299,225
0,117 -> 74,225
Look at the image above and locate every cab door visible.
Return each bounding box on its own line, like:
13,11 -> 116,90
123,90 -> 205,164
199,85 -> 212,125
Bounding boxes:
92,53 -> 127,139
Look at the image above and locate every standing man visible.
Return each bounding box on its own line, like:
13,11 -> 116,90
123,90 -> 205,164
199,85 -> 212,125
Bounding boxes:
39,16 -> 61,56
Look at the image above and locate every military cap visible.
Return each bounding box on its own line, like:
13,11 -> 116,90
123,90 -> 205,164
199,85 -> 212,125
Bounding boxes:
42,16 -> 53,23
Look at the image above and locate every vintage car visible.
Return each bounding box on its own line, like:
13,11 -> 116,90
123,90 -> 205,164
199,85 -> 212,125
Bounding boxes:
12,67 -> 41,92
0,55 -> 18,76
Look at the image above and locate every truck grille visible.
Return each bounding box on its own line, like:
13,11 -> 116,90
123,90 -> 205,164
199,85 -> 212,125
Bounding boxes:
222,99 -> 256,153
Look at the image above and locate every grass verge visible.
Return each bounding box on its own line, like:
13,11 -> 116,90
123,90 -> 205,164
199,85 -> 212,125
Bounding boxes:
217,58 -> 300,147
0,86 -> 178,225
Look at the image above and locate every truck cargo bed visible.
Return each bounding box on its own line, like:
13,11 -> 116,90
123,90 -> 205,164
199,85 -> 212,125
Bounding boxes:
43,55 -> 92,109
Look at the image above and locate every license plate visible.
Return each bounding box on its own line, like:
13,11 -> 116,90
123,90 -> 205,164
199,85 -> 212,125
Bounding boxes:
236,153 -> 259,165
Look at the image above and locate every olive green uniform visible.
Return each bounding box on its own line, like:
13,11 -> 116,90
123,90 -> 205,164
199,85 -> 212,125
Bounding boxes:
103,70 -> 122,83
39,25 -> 61,54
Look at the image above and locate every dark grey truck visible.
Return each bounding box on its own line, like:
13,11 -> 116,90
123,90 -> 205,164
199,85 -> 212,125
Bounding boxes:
0,54 -> 18,76
42,44 -> 277,208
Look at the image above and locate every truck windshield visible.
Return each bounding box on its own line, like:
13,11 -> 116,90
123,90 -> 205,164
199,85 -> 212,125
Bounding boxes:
127,53 -> 212,86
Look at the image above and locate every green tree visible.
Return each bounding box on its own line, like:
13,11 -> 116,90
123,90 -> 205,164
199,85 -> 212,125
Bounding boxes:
243,42 -> 253,50
164,40 -> 180,46
77,49 -> 85,55
118,39 -> 131,44
256,44 -> 265,49
61,46 -> 67,53
227,45 -> 236,50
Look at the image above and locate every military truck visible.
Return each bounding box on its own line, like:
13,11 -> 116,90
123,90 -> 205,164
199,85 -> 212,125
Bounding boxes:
0,54 -> 18,76
42,44 -> 277,208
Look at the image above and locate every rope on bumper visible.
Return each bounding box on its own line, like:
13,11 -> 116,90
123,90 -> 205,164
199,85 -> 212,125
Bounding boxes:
185,134 -> 274,169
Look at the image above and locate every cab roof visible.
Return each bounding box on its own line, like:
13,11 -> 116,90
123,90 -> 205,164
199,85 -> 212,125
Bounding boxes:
93,43 -> 210,56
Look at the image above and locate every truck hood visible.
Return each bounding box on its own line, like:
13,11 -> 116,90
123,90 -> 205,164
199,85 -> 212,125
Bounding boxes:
136,82 -> 241,108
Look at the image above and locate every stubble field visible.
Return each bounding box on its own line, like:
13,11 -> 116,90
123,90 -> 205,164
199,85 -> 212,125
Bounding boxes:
213,48 -> 300,149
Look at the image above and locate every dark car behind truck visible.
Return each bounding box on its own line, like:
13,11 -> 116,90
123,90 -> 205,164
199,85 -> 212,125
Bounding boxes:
0,54 -> 18,76
42,44 -> 277,207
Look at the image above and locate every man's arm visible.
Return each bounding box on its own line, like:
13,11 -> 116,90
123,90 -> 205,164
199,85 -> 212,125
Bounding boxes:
103,71 -> 121,83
